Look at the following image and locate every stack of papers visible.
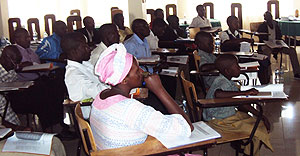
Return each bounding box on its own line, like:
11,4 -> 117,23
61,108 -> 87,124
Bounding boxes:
138,55 -> 160,63
234,84 -> 288,99
158,121 -> 221,149
22,63 -> 54,72
0,81 -> 34,91
167,55 -> 189,64
0,128 -> 12,138
239,61 -> 260,69
160,67 -> 179,77
264,40 -> 289,49
2,132 -> 55,155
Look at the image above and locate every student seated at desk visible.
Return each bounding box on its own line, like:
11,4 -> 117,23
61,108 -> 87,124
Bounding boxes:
195,31 -> 217,88
152,18 -> 178,41
167,15 -> 187,38
35,21 -> 67,66
14,28 -> 41,81
204,54 -> 273,156
89,24 -> 120,67
75,16 -> 100,47
113,13 -> 133,43
149,8 -> 164,29
219,16 -> 252,52
257,11 -> 300,79
63,32 -> 109,103
90,43 -> 193,150
190,5 -> 212,29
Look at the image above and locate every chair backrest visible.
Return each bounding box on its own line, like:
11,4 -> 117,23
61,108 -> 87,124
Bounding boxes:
67,15 -> 82,32
193,50 -> 201,72
75,103 -> 97,154
203,2 -> 214,19
267,0 -> 279,19
111,7 -> 123,23
189,27 -> 200,39
44,14 -> 56,36
250,22 -> 263,32
147,9 -> 155,23
231,3 -> 243,29
166,4 -> 177,17
8,18 -> 21,44
180,71 -> 201,122
70,9 -> 81,16
27,18 -> 41,41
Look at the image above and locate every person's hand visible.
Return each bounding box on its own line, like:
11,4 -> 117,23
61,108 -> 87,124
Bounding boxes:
245,88 -> 259,96
262,115 -> 271,133
144,74 -> 164,94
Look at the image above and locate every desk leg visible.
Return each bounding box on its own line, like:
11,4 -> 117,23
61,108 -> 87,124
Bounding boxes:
294,36 -> 297,48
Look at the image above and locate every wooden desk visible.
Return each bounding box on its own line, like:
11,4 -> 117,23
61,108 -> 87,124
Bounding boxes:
90,136 -> 216,156
213,51 -> 254,56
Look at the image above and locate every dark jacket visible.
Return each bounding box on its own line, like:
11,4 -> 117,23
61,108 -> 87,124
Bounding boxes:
75,28 -> 101,46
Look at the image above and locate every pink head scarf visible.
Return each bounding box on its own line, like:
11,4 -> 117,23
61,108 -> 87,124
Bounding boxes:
95,43 -> 133,86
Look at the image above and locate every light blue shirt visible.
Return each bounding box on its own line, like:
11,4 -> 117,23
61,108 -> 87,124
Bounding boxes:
124,34 -> 153,73
203,74 -> 237,121
36,33 -> 62,59
198,49 -> 217,88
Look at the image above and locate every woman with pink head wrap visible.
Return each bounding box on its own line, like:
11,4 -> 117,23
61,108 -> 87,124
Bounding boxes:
89,43 -> 193,150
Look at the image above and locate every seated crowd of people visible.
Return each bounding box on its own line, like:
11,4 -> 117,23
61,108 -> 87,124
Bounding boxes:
0,4 -> 299,156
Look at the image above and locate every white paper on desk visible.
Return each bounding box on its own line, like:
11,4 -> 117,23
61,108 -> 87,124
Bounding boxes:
22,63 -> 53,72
234,84 -> 288,99
157,121 -> 221,149
239,53 -> 268,61
240,42 -> 251,52
137,55 -> 160,63
0,81 -> 34,91
160,67 -> 179,77
2,133 -> 55,155
264,40 -> 289,49
167,55 -> 188,64
0,128 -> 12,138
239,61 -> 260,68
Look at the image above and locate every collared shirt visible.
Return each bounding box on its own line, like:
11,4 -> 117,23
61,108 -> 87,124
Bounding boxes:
197,49 -> 217,88
16,44 -> 40,81
124,34 -> 153,73
65,60 -> 109,102
118,27 -> 133,43
90,93 -> 191,150
0,64 -> 21,125
190,16 -> 212,28
35,33 -> 62,59
89,42 -> 107,67
203,74 -> 237,121
220,29 -> 241,43
145,31 -> 159,50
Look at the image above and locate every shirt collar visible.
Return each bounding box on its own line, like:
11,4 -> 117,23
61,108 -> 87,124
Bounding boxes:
227,29 -> 240,37
133,34 -> 147,45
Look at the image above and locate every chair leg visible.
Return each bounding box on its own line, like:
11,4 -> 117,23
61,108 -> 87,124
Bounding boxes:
77,139 -> 81,156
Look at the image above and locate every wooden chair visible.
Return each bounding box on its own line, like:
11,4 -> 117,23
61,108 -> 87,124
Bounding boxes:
203,2 -> 214,19
67,15 -> 82,32
231,3 -> 243,29
27,18 -> 41,41
111,7 -> 123,23
70,9 -> 81,16
8,18 -> 21,44
147,9 -> 155,23
180,71 -> 261,156
267,0 -> 279,19
44,14 -> 56,36
166,4 -> 177,18
189,27 -> 200,39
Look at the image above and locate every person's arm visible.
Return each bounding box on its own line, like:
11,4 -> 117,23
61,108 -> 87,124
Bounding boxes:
214,88 -> 258,98
144,74 -> 194,131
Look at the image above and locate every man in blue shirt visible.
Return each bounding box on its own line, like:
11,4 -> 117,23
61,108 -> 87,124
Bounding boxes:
36,21 -> 67,60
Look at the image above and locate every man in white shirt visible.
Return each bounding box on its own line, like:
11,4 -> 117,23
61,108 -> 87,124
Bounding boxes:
89,24 -> 120,67
189,5 -> 212,29
62,32 -> 109,102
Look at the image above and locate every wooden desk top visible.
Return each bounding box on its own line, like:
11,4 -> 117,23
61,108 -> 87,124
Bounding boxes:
214,51 -> 254,56
151,48 -> 178,54
238,29 -> 270,36
90,136 -> 216,156
198,97 -> 286,108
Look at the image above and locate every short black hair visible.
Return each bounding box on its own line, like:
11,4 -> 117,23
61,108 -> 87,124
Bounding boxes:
113,13 -> 123,23
131,19 -> 147,34
14,28 -> 28,38
196,5 -> 204,11
226,16 -> 238,25
53,20 -> 66,32
166,15 -> 178,24
195,31 -> 212,45
152,18 -> 167,29
99,23 -> 117,39
83,16 -> 93,24
154,8 -> 163,17
215,54 -> 238,72
60,32 -> 86,58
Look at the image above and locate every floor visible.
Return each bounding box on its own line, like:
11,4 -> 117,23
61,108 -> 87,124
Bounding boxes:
38,46 -> 300,156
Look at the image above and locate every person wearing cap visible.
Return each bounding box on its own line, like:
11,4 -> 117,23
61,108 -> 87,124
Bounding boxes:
89,43 -> 193,150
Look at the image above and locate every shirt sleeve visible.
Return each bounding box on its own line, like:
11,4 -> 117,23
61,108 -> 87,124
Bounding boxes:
65,68 -> 108,101
124,42 -> 138,58
124,99 -> 191,139
219,31 -> 229,43
35,38 -> 59,59
189,17 -> 198,28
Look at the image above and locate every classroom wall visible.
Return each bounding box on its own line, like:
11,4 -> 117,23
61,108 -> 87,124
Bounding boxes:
0,0 -> 9,38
